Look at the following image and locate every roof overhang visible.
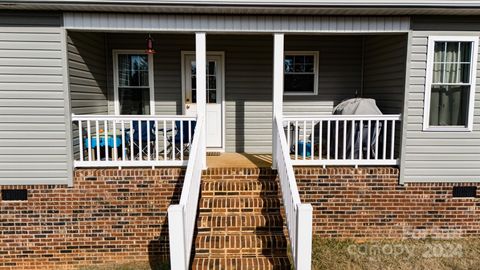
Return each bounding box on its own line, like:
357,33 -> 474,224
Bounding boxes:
2,0 -> 480,15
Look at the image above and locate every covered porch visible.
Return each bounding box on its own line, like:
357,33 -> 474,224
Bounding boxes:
68,31 -> 406,169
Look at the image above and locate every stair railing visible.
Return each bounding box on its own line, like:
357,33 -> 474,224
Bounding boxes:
274,115 -> 313,270
168,116 -> 205,270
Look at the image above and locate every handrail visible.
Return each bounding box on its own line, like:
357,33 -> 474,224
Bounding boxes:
167,116 -> 205,270
274,115 -> 313,270
283,114 -> 401,121
72,114 -> 196,121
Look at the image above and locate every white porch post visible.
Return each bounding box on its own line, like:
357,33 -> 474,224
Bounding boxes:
272,33 -> 284,170
196,32 -> 207,169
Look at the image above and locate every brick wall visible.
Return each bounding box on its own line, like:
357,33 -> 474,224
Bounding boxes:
0,168 -> 184,270
1,166 -> 480,269
295,167 -> 480,239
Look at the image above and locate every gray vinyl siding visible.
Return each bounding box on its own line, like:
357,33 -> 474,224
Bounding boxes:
402,18 -> 480,182
64,13 -> 410,34
362,35 -> 407,158
68,32 -> 108,115
363,35 -> 407,114
68,31 -> 108,160
0,13 -> 71,185
103,34 -> 365,153
105,33 -> 193,115
284,35 -> 363,116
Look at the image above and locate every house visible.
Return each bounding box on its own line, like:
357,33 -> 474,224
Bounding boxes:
1,1 -> 480,269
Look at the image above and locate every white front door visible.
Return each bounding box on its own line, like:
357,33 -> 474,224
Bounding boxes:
183,53 -> 224,149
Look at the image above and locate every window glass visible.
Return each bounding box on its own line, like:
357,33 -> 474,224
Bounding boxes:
117,54 -> 151,115
284,53 -> 317,94
190,60 -> 217,103
429,41 -> 473,127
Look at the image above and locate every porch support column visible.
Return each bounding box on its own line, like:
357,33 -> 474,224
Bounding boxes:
196,32 -> 207,169
272,33 -> 284,170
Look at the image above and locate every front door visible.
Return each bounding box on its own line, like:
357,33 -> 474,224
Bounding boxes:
183,53 -> 224,149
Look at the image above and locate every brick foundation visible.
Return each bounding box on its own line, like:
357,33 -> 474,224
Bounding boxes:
295,167 -> 480,239
1,167 -> 480,269
0,168 -> 184,270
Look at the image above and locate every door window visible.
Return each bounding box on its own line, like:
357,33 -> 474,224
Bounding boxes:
189,60 -> 218,103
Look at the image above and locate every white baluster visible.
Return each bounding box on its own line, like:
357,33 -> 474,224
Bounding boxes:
104,120 -> 108,161
130,120 -> 134,161
375,120 -> 379,160
303,120 -> 306,160
310,120 -> 314,160
343,120 -> 346,160
350,120 -> 354,160
78,120 -> 83,162
172,120 -> 176,160
155,120 -> 159,161
367,120 -> 371,160
180,120 -> 184,161
163,120 -> 167,161
147,120 -> 151,161
96,120 -> 100,161
383,120 -> 387,160
391,120 -> 396,160
139,120 -> 142,161
327,120 -> 330,160
121,121 -> 126,161
295,121 -> 298,160
359,120 -> 363,160
335,120 -> 338,160
319,120 -> 323,161
87,120 -> 92,162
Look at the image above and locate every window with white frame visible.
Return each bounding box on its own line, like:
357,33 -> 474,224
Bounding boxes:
424,36 -> 478,131
284,52 -> 318,95
114,52 -> 154,115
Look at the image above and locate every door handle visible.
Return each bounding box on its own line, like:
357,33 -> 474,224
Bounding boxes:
186,104 -> 190,109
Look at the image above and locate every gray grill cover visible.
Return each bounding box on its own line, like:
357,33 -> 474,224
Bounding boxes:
312,98 -> 384,159
333,98 -> 382,115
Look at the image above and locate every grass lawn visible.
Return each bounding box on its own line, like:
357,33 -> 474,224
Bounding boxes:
79,261 -> 169,270
312,236 -> 480,270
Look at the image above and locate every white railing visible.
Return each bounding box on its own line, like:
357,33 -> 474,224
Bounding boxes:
167,116 -> 205,270
71,114 -> 197,168
283,114 -> 402,167
274,116 -> 313,270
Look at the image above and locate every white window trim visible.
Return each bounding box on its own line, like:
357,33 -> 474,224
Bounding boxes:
423,36 -> 478,132
283,51 -> 319,96
113,50 -> 155,115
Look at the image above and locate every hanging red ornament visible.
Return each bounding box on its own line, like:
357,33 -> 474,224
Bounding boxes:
145,34 -> 156,54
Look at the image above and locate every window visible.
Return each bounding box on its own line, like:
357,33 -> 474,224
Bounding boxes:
114,52 -> 154,115
284,52 -> 318,95
424,37 -> 478,131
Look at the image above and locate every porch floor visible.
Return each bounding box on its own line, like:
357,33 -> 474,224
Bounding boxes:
206,153 -> 272,168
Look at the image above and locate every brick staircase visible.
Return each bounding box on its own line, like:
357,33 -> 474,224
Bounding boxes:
191,168 -> 292,270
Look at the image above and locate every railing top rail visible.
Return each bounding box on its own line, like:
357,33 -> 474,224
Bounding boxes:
283,114 -> 402,121
275,116 -> 302,205
178,116 -> 204,206
72,114 -> 197,121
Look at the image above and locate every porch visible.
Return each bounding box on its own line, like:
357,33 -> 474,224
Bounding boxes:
67,30 -> 406,269
68,31 -> 406,169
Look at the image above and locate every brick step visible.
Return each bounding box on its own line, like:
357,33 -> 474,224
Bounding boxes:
199,197 -> 282,212
194,234 -> 288,256
191,256 -> 291,270
201,181 -> 279,196
197,213 -> 285,228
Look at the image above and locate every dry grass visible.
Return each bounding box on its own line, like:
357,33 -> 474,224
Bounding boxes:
79,261 -> 168,270
312,236 -> 480,270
